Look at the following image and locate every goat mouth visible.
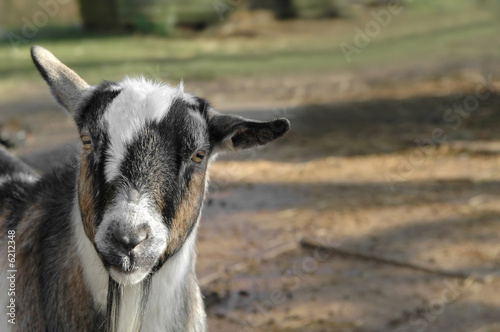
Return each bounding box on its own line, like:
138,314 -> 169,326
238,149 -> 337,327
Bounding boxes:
110,265 -> 139,274
109,265 -> 149,285
106,255 -> 140,274
104,253 -> 140,273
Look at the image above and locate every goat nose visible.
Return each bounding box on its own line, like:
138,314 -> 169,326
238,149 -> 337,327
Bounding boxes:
112,226 -> 150,251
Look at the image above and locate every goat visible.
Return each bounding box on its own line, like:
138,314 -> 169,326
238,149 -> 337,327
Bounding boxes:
0,46 -> 289,332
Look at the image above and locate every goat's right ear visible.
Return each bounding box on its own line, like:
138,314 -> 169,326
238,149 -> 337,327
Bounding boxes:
31,46 -> 89,114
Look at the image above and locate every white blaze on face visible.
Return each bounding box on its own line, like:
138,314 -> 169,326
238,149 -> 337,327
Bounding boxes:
103,77 -> 197,183
98,77 -> 202,285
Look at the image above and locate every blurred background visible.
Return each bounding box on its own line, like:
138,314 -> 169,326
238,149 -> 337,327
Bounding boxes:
1,0 -> 500,331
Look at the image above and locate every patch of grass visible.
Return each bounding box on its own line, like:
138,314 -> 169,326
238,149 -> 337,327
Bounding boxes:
0,2 -> 498,97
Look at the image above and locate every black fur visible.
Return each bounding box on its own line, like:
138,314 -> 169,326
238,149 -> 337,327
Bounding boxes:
0,149 -> 38,231
0,65 -> 290,331
0,158 -> 106,331
75,81 -> 121,132
37,166 -> 106,331
77,82 -> 120,233
208,113 -> 290,150
110,97 -> 209,269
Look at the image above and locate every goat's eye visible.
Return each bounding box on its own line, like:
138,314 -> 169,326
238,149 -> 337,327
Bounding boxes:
81,135 -> 92,149
191,151 -> 206,163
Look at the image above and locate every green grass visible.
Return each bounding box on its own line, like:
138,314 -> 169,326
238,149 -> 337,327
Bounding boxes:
0,1 -> 499,96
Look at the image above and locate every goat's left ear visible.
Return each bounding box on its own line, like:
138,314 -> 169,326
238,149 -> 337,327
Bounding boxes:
208,110 -> 290,152
31,45 -> 89,115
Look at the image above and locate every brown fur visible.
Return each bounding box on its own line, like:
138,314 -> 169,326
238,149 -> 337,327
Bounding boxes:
78,153 -> 97,241
164,173 -> 205,257
58,235 -> 96,330
15,205 -> 46,331
14,203 -> 97,331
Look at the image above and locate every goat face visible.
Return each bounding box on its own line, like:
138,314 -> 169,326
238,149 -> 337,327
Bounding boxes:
80,79 -> 212,285
31,46 -> 290,286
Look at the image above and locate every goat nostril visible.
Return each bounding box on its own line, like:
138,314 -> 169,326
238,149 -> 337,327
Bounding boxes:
112,227 -> 150,251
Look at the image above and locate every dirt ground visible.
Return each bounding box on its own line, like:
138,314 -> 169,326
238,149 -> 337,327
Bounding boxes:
1,65 -> 500,331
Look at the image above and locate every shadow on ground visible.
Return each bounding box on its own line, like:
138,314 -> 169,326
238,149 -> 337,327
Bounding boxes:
232,92 -> 500,162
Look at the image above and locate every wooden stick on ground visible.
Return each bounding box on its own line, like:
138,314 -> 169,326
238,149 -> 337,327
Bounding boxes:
300,237 -> 482,282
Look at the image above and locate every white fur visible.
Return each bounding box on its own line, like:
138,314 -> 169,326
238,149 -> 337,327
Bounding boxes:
73,198 -> 198,332
142,226 -> 197,332
104,78 -> 195,183
114,231 -> 197,332
73,199 -> 109,310
0,173 -> 38,188
95,190 -> 168,286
